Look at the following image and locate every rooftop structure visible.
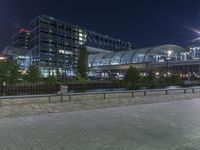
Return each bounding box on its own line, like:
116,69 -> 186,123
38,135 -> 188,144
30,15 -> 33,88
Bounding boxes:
88,44 -> 191,67
12,28 -> 31,49
3,46 -> 30,70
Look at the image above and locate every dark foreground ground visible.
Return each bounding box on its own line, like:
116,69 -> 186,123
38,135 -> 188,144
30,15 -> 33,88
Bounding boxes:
0,99 -> 200,149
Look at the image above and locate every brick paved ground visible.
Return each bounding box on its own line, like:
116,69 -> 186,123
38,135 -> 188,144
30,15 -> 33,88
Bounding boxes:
1,99 -> 200,149
0,90 -> 200,118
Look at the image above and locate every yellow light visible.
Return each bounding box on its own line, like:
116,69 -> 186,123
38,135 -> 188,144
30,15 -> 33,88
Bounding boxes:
0,57 -> 6,60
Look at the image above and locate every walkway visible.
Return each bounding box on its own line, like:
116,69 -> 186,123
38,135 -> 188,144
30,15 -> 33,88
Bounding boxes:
0,99 -> 200,149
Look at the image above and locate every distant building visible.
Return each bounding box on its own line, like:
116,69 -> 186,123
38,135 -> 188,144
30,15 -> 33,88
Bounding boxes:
29,15 -> 134,77
3,28 -> 30,71
2,46 -> 30,70
12,28 -> 31,49
188,40 -> 200,59
88,44 -> 193,79
86,31 -> 133,53
88,44 -> 191,68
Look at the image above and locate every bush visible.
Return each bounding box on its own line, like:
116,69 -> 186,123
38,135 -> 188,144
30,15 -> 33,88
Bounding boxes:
0,60 -> 21,84
43,76 -> 57,87
75,73 -> 87,83
124,66 -> 141,90
24,66 -> 41,83
165,73 -> 182,86
145,68 -> 156,89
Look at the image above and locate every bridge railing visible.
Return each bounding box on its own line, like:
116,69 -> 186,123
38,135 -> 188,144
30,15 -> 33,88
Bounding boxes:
0,87 -> 199,106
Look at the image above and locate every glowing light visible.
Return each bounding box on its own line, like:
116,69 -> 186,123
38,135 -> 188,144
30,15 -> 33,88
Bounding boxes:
156,72 -> 159,76
187,27 -> 200,42
191,37 -> 200,42
19,28 -> 29,33
59,50 -> 73,55
167,50 -> 172,56
190,28 -> 200,34
0,56 -> 6,60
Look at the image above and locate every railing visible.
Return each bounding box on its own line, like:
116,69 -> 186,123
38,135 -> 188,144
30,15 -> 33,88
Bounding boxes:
0,81 -> 123,95
0,87 -> 199,107
0,83 -> 60,95
151,59 -> 200,67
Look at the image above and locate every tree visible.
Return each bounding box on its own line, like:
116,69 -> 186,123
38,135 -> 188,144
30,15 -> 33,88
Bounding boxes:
24,65 -> 41,83
0,60 -> 21,84
77,46 -> 88,78
124,66 -> 140,89
43,76 -> 57,87
166,73 -> 182,86
146,68 -> 156,88
75,72 -> 87,83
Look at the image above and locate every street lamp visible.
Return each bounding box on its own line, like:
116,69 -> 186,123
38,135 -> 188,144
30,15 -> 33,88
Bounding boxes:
188,65 -> 191,87
167,50 -> 172,56
166,50 -> 172,76
2,81 -> 6,95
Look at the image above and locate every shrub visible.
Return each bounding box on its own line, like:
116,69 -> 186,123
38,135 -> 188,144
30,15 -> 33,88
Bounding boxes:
124,66 -> 140,90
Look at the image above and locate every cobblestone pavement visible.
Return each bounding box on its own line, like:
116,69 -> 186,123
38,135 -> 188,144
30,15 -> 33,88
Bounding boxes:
0,91 -> 200,119
1,99 -> 200,149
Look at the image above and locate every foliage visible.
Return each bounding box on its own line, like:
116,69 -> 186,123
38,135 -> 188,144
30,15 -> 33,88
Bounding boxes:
75,73 -> 87,83
77,46 -> 88,78
165,73 -> 182,85
145,68 -> 156,88
0,60 -> 21,84
24,65 -> 41,83
61,77 -> 74,84
43,76 -> 57,87
124,67 -> 183,89
124,66 -> 140,89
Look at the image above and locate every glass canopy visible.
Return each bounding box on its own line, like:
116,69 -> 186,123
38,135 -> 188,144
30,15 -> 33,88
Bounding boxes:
88,44 -> 191,67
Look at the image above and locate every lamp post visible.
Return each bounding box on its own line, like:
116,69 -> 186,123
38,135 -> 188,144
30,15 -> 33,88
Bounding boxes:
2,81 -> 6,95
166,50 -> 172,76
188,65 -> 191,87
166,57 -> 170,75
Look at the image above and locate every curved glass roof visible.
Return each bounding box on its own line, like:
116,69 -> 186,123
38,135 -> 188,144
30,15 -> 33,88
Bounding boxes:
88,44 -> 191,67
110,51 -> 127,65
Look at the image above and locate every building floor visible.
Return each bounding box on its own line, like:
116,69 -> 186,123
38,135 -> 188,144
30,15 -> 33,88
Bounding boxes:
0,99 -> 200,149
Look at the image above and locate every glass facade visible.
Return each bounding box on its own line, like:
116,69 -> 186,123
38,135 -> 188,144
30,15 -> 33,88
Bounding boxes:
29,15 -> 134,76
12,28 -> 31,49
2,46 -> 30,70
30,15 -> 87,76
86,31 -> 133,51
88,44 -> 191,67
189,45 -> 200,59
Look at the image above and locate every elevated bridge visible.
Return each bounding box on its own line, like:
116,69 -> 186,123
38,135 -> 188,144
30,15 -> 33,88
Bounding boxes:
90,59 -> 200,72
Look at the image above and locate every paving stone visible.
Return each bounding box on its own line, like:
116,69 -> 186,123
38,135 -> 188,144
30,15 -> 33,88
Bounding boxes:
0,99 -> 200,149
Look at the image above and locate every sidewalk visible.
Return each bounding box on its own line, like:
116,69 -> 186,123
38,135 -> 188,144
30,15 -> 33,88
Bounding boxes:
0,91 -> 200,119
0,99 -> 200,149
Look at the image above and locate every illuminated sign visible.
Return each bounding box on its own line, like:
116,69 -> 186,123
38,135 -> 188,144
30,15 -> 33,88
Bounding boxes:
19,28 -> 29,33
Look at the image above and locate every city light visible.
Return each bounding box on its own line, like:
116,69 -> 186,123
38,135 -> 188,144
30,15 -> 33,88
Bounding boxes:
0,56 -> 6,60
167,50 -> 172,56
190,27 -> 200,35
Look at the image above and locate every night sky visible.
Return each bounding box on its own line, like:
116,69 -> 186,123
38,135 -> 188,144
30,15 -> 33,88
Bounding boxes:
1,0 -> 200,51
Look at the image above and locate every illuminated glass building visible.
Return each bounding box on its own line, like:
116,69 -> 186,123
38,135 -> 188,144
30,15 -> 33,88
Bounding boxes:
188,40 -> 200,59
86,31 -> 133,53
30,15 -> 133,77
2,28 -> 31,71
88,44 -> 190,67
3,46 -> 31,70
12,28 -> 31,49
88,44 -> 194,78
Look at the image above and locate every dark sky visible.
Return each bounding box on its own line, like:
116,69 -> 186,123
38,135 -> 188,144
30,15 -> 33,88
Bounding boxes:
1,0 -> 200,51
